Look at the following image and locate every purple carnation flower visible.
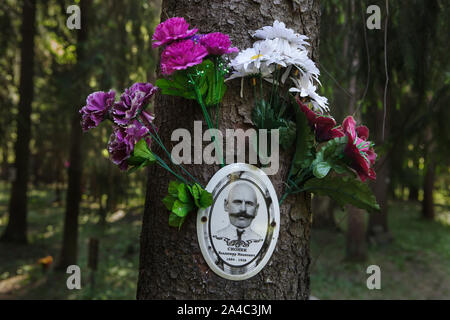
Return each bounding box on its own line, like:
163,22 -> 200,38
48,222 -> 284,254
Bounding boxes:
112,82 -> 157,126
107,120 -> 152,171
152,17 -> 198,48
160,39 -> 208,75
108,126 -> 130,171
80,90 -> 115,131
199,32 -> 238,56
124,119 -> 150,148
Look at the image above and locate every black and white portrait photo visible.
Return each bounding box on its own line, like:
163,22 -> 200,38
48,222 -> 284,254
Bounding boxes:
197,164 -> 280,280
213,182 -> 264,247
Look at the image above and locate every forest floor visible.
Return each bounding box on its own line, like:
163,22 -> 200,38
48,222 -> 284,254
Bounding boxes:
0,182 -> 449,299
310,202 -> 450,299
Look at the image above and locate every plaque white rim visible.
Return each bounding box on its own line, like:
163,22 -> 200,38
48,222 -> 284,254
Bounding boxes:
197,163 -> 280,281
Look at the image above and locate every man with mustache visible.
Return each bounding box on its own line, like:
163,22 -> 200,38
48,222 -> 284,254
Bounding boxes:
215,182 -> 263,246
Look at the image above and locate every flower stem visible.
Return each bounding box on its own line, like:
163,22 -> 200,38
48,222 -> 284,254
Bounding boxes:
189,73 -> 225,168
153,153 -> 190,186
137,116 -> 203,187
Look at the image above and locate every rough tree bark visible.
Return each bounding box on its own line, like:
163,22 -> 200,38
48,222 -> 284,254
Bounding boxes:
137,0 -> 320,299
58,0 -> 89,269
1,0 -> 37,244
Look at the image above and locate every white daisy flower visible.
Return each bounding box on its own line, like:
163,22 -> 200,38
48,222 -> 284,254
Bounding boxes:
253,20 -> 309,50
253,39 -> 286,67
227,40 -> 279,80
227,61 -> 274,81
253,38 -> 320,82
289,76 -> 329,113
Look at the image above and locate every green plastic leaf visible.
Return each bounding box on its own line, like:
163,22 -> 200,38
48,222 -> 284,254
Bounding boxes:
190,183 -> 201,201
292,111 -> 315,174
311,136 -> 353,179
168,180 -> 181,198
127,139 -> 156,173
162,194 -> 176,211
252,99 -> 285,130
164,180 -> 212,228
279,120 -> 296,150
303,176 -> 380,212
133,139 -> 156,162
203,59 -> 227,106
169,213 -> 186,229
177,183 -> 191,203
251,98 -> 296,151
187,183 -> 212,209
313,161 -> 331,178
127,159 -> 151,174
156,70 -> 200,100
172,199 -> 194,217
198,189 -> 213,208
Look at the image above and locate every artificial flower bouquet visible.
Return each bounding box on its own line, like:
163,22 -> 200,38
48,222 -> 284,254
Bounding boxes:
223,20 -> 379,211
79,18 -> 379,230
154,17 -> 238,168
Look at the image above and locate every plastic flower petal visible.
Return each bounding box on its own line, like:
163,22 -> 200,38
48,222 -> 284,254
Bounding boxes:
356,125 -> 369,140
108,126 -> 131,171
253,20 -> 309,50
152,17 -> 198,48
314,116 -> 345,142
227,44 -> 276,80
296,98 -> 317,126
80,90 -> 115,131
107,120 -> 152,171
296,98 -> 343,142
199,32 -> 238,56
342,116 -> 377,182
160,39 -> 208,75
112,82 -> 157,126
289,76 -> 329,112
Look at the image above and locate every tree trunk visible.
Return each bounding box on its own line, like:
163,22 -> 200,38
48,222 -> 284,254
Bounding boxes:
312,196 -> 337,230
422,159 -> 435,220
408,185 -> 419,201
137,0 -> 320,299
345,205 -> 367,262
367,95 -> 392,245
344,4 -> 368,260
58,0 -> 89,269
1,0 -> 37,244
1,144 -> 9,181
367,154 -> 392,245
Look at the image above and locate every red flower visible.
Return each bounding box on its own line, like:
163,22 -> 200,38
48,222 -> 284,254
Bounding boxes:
315,116 -> 345,142
297,97 -> 316,125
296,97 -> 344,142
342,116 -> 377,182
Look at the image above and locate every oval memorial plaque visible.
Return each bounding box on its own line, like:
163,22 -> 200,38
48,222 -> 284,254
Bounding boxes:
197,163 -> 280,280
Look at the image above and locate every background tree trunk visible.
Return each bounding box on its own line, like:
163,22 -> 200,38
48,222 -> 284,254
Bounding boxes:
408,185 -> 419,201
137,0 -> 320,299
345,205 -> 367,262
367,91 -> 393,245
367,155 -> 392,245
312,196 -> 337,230
1,0 -> 37,244
344,7 -> 368,260
422,159 -> 435,220
58,0 -> 89,269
